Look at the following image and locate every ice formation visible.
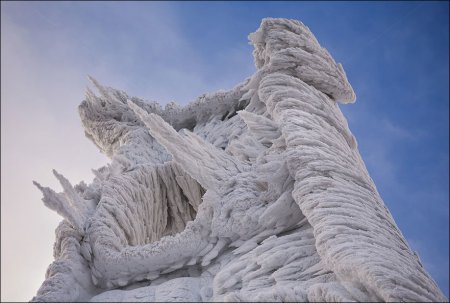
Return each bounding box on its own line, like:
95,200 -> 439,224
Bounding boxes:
32,18 -> 447,302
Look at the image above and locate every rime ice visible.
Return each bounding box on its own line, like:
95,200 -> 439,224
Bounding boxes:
32,18 -> 447,302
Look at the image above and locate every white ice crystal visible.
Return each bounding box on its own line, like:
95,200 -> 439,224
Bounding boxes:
32,18 -> 447,302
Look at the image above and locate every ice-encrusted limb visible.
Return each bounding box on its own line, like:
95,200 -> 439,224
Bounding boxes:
128,100 -> 249,192
33,170 -> 94,234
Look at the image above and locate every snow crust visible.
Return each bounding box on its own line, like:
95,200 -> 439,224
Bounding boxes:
32,18 -> 447,302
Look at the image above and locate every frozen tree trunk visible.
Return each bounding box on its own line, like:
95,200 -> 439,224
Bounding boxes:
32,18 -> 447,302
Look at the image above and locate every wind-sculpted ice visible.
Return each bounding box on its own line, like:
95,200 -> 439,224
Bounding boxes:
32,18 -> 447,302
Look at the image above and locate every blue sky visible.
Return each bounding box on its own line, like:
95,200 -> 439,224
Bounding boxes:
1,1 -> 448,300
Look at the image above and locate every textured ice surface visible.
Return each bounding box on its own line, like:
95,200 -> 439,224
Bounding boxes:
32,18 -> 447,302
